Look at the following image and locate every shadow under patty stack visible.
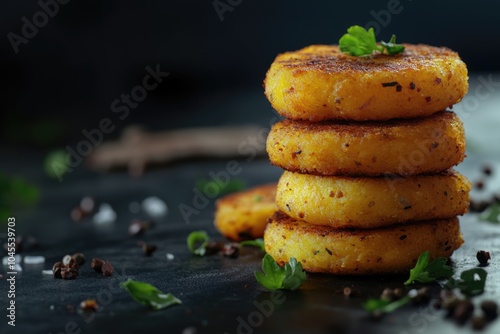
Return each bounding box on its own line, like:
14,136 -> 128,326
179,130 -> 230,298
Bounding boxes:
263,44 -> 471,274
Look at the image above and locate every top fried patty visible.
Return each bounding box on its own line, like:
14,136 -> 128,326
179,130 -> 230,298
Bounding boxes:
264,44 -> 468,121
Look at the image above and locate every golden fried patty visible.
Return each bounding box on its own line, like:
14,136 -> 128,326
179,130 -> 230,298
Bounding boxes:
276,170 -> 470,229
264,211 -> 463,275
266,111 -> 465,176
214,183 -> 277,241
264,44 -> 468,121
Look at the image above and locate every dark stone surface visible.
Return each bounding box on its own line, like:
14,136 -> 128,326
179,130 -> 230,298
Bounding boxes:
1,151 -> 500,334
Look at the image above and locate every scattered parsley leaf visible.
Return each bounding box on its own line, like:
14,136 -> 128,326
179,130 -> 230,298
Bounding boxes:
0,173 -> 39,223
479,203 -> 500,223
196,178 -> 245,197
405,251 -> 453,285
44,150 -> 70,180
282,257 -> 307,290
380,34 -> 405,55
445,268 -> 487,296
240,238 -> 265,252
120,279 -> 181,311
363,295 -> 411,313
255,254 -> 306,291
339,25 -> 405,56
187,230 -> 210,256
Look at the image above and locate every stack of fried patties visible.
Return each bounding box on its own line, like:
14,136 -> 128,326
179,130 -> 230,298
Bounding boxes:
263,44 -> 471,274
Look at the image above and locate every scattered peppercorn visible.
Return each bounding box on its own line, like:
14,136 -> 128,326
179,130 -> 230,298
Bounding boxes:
440,290 -> 459,316
101,260 -> 114,276
471,315 -> 487,330
475,181 -> 485,190
71,196 -> 96,222
141,243 -> 157,256
71,207 -> 88,222
204,241 -> 224,255
482,165 -> 493,176
60,267 -> 78,279
393,288 -> 405,299
80,299 -> 99,312
91,258 -> 104,273
453,300 -> 474,325
128,219 -> 155,236
476,250 -> 491,266
381,288 -> 397,302
221,243 -> 240,258
53,262 -> 63,278
62,254 -> 78,269
72,253 -> 86,266
480,300 -> 498,320
128,220 -> 146,236
410,287 -> 430,305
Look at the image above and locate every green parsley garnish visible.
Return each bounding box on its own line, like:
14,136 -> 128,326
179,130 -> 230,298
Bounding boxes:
479,203 -> 500,223
240,238 -> 265,252
363,295 -> 411,314
44,149 -> 70,180
255,254 -> 306,291
445,268 -> 487,296
187,230 -> 210,256
339,25 -> 405,56
120,279 -> 181,311
0,173 -> 39,223
404,251 -> 453,285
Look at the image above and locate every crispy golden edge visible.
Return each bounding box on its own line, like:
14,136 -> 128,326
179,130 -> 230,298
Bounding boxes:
214,183 -> 277,241
266,111 -> 466,176
264,211 -> 463,275
264,44 -> 468,121
276,170 -> 470,228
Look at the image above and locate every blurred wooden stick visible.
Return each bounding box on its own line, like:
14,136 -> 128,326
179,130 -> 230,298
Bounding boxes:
86,125 -> 267,176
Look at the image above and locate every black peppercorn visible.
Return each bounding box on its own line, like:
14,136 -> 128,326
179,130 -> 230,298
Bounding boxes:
477,250 -> 491,265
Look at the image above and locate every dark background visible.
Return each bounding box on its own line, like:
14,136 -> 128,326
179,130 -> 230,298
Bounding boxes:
1,0 -> 500,148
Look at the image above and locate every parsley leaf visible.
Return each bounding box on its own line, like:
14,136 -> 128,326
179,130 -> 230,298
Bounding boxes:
44,150 -> 70,180
339,26 -> 380,56
120,279 -> 182,311
187,230 -> 210,256
381,34 -> 405,55
479,203 -> 500,223
445,268 -> 487,296
240,238 -> 265,252
255,254 -> 306,291
0,173 -> 39,223
405,251 -> 453,285
339,25 -> 405,56
363,295 -> 411,313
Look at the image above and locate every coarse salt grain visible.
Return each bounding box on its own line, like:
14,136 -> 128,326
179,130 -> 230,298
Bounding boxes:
142,196 -> 168,218
2,254 -> 21,265
24,255 -> 45,265
93,203 -> 117,224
